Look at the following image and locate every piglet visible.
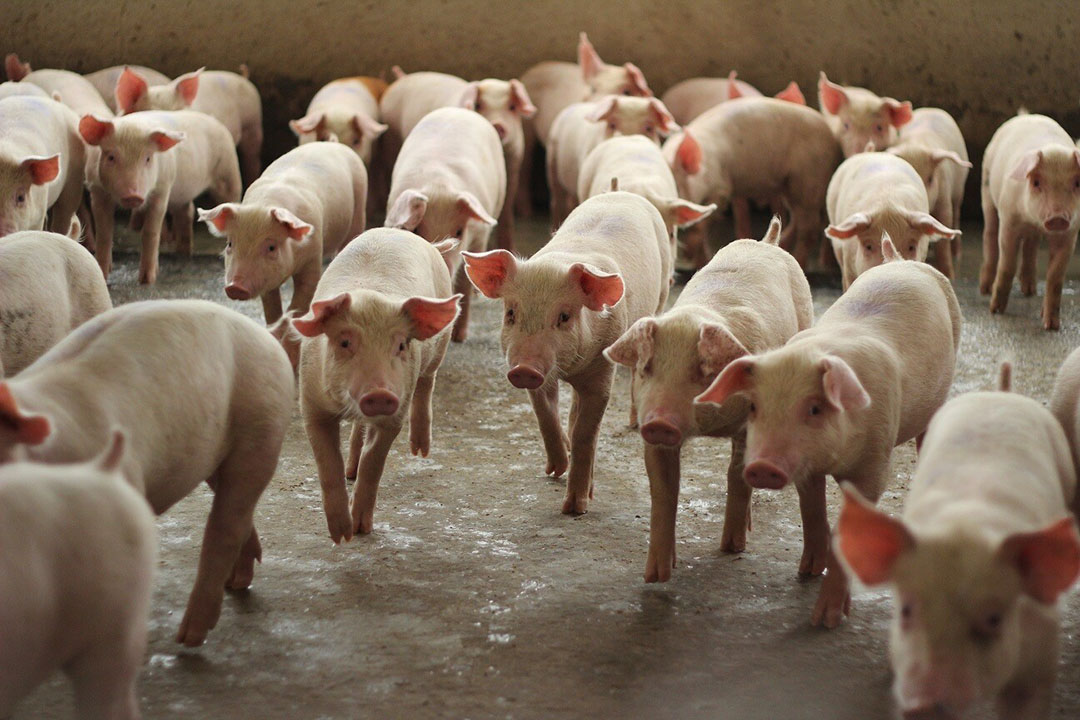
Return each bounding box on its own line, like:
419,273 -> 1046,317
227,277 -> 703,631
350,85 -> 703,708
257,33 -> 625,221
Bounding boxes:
464,191 -> 671,514
818,71 -> 913,157
837,366 -> 1079,719
0,433 -> 157,720
0,299 -> 295,647
661,71 -> 764,126
980,112 -> 1080,330
696,235 -> 961,628
199,141 -> 368,324
291,76 -> 388,166
0,230 -> 111,376
282,228 -> 460,542
606,217 -> 812,582
80,110 -> 242,284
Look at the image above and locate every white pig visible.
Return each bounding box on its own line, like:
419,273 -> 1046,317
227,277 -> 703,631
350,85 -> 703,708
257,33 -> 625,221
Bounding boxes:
283,229 -> 460,542
463,191 -> 670,515
826,152 -> 961,290
80,110 -> 242,284
547,95 -> 677,224
0,95 -> 86,238
818,71 -> 913,157
0,299 -> 295,647
385,106 -> 505,342
605,217 -> 813,582
85,63 -> 170,112
198,141 -> 368,324
887,107 -> 972,279
290,76 -> 388,165
661,71 -> 764,126
0,433 -> 157,720
0,230 -> 111,377
5,55 -> 114,118
980,113 -> 1080,330
696,236 -> 961,628
837,372 -> 1079,720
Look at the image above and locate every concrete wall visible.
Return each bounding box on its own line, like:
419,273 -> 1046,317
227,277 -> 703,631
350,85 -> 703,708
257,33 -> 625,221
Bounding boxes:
4,0 -> 1079,168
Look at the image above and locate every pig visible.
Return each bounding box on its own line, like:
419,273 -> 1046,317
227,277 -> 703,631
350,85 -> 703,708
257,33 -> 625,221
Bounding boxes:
5,54 -> 113,118
0,433 -> 157,720
290,76 -> 388,166
85,64 -> 170,112
979,113 -> 1080,330
546,95 -> 677,224
113,66 -> 264,185
836,370 -> 1079,719
1050,346 -> 1080,516
818,71 -> 913,157
695,235 -> 961,628
663,97 -> 843,268
660,71 -> 764,126
379,70 -> 535,251
826,152 -> 961,289
576,134 -> 716,258
605,217 -> 813,582
0,80 -> 47,99
887,107 -> 972,279
385,107 -> 505,342
281,228 -> 460,542
0,95 -> 86,238
80,110 -> 242,284
463,191 -> 671,515
0,230 -> 111,377
198,141 -> 368,324
0,299 -> 295,647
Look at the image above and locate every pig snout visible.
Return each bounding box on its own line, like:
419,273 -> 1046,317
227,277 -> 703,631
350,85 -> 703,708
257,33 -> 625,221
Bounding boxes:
224,282 -> 252,301
743,460 -> 789,490
639,411 -> 683,446
507,364 -> 545,390
120,194 -> 145,210
1044,215 -> 1071,232
359,390 -> 400,417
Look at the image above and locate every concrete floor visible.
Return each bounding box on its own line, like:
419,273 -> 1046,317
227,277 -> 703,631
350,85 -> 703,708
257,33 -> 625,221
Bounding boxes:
13,212 -> 1080,720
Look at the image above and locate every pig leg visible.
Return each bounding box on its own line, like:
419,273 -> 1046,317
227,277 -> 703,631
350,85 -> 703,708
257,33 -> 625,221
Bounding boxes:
797,474 -> 830,576
409,373 -> 435,457
89,187 -> 116,280
932,237 -> 955,281
562,368 -> 614,514
810,544 -> 852,629
451,267 -> 473,343
1042,232 -> 1076,331
47,174 -> 82,239
515,123 -> 536,217
171,201 -> 195,258
77,200 -> 96,253
69,645 -> 141,720
203,473 -> 263,590
528,380 -> 569,477
288,263 -> 322,318
345,421 -> 365,480
305,409 -> 353,544
644,443 -> 681,582
137,198 -> 168,285
990,221 -> 1022,315
720,436 -> 753,553
732,197 -> 752,240
260,287 -> 284,325
1019,235 -> 1039,296
351,421 -> 402,535
979,199 -> 1000,295
789,204 -> 820,269
239,126 -> 264,188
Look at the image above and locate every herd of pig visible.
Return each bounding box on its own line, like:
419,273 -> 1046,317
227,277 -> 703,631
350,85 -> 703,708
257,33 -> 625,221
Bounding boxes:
2,29 -> 1080,720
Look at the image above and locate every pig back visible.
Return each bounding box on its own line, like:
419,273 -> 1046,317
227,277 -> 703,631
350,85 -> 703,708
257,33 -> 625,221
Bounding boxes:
314,227 -> 453,303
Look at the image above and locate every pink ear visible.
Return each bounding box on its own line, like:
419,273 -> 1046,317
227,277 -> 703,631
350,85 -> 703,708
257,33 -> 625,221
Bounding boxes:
198,204 -> 235,234
671,199 -> 716,227
270,207 -> 314,240
509,79 -> 537,117
22,154 -> 60,185
578,32 -> 604,81
402,294 -> 463,341
648,98 -> 678,133
291,293 -> 352,337
386,189 -> 428,230
676,132 -> 703,175
115,66 -> 148,114
818,72 -> 848,114
825,212 -> 872,240
624,62 -> 652,96
5,53 -> 30,81
836,483 -> 913,585
695,355 -> 755,406
462,249 -> 516,298
570,263 -> 624,311
150,129 -> 184,152
726,70 -> 742,100
353,113 -> 388,139
585,96 -> 619,123
289,112 -> 325,137
775,81 -> 806,105
698,323 -> 749,375
173,69 -> 202,106
604,318 -> 656,367
457,192 -> 497,226
821,356 -> 871,412
458,82 -> 480,109
905,211 -> 961,239
997,517 -> 1080,604
929,149 -> 972,169
1009,150 -> 1042,181
0,383 -> 51,446
79,115 -> 115,145
883,98 -> 913,128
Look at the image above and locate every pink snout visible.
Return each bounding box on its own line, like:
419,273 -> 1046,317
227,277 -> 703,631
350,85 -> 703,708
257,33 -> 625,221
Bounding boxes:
507,364 -> 545,390
224,283 -> 251,301
640,416 -> 683,447
1044,216 -> 1070,232
359,390 -> 400,417
120,194 -> 145,210
743,460 -> 789,490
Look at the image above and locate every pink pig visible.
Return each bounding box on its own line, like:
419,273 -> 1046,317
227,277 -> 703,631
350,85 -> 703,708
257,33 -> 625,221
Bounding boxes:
818,71 -> 913,157
290,77 -> 388,166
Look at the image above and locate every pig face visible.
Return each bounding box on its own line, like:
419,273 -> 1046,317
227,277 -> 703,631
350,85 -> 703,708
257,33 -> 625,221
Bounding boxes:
292,291 -> 460,419
587,96 -> 678,145
115,66 -> 200,115
459,79 -> 536,149
0,153 -> 60,236
887,145 -> 972,211
836,487 -> 1080,717
663,131 -> 731,208
605,315 -> 748,446
199,203 -> 314,301
386,190 -> 497,275
818,73 -> 912,157
289,110 -> 387,165
1009,146 -> 1080,233
0,382 -> 51,461
463,249 -> 624,389
79,115 -> 184,209
578,32 -> 652,99
827,210 -> 959,276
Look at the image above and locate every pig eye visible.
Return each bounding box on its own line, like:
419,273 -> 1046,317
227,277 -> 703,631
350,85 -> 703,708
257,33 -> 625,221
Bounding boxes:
908,244 -> 916,253
608,121 -> 616,131
875,124 -> 884,133
454,228 -> 464,239
398,341 -> 406,352
809,404 -> 822,416
15,193 -> 25,205
1032,177 -> 1041,189
509,102 -> 517,112
972,612 -> 1003,642
106,153 -> 116,163
557,311 -> 571,327
644,124 -> 655,135
505,307 -> 515,324
749,402 -> 756,414
339,338 -> 351,350
842,121 -> 850,131
267,244 -> 277,253
622,88 -> 632,96
1073,178 -> 1080,190
864,243 -> 873,252
145,155 -> 151,165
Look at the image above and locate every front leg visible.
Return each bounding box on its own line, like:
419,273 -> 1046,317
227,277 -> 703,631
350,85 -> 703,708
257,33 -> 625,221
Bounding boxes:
351,421 -> 402,535
138,196 -> 169,285
528,379 -> 568,477
720,434 -> 752,553
89,186 -> 116,280
260,287 -> 284,325
1019,234 -> 1039,296
643,442 -> 680,582
451,264 -> 472,343
287,259 -> 322,317
562,367 -> 614,515
304,410 -> 352,544
409,374 -> 435,457
1042,232 -> 1077,330
797,474 -> 830,576
990,219 -> 1022,314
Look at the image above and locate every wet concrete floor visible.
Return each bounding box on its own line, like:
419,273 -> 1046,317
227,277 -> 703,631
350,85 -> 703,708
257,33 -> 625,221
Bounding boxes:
13,212 -> 1080,719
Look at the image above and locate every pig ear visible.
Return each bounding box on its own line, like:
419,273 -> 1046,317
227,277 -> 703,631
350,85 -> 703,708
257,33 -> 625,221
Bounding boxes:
624,63 -> 651,96
821,355 -> 871,412
997,517 -> 1080,604
0,383 -> 51,446
268,311 -> 303,372
150,129 -> 185,152
880,231 -> 900,262
726,70 -> 742,100
668,199 -> 717,228
1009,150 -> 1042,181
94,429 -> 127,474
818,72 -> 849,114
905,211 -> 961,239
114,66 -> 148,114
402,294 -> 463,341
775,81 -> 806,105
648,98 -> 678,133
386,190 -> 428,230
458,82 -> 479,109
21,154 -> 60,185
695,356 -> 755,406
761,214 -> 783,245
825,212 -> 872,240
835,482 -> 914,586
79,115 -> 115,145
585,96 -> 619,123
5,53 -> 30,82
509,79 -> 537,117
291,293 -> 352,337
457,192 -> 497,226
675,131 -> 703,176
698,323 -> 749,376
171,68 -> 202,107
570,263 -> 624,311
270,207 -> 314,241
462,249 -> 517,298
882,98 -> 913,128
289,112 -> 325,137
431,238 -> 459,257
197,204 -> 236,235
929,149 -> 973,169
603,318 -> 656,367
578,32 -> 604,82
